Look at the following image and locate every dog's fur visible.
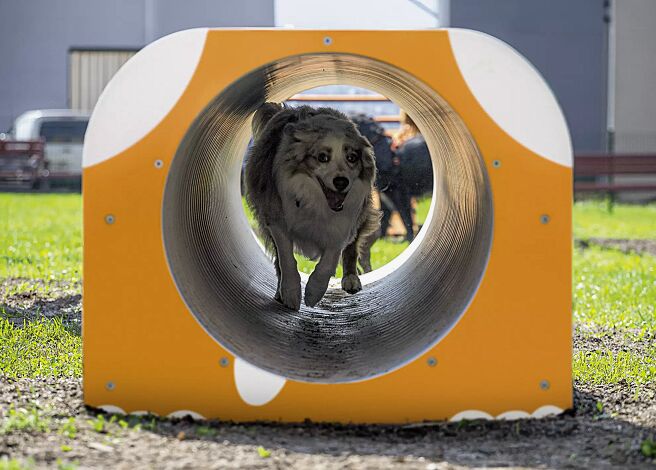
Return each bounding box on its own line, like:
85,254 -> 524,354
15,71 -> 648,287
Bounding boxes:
245,103 -> 380,310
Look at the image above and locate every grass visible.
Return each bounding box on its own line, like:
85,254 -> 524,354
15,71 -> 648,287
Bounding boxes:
0,405 -> 50,434
573,349 -> 656,385
574,246 -> 655,330
0,194 -> 81,286
573,199 -> 656,239
0,317 -> 82,378
1,193 -> 656,386
0,458 -> 34,470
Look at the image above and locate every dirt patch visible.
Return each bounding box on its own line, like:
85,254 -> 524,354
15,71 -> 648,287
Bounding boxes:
577,238 -> 656,257
0,378 -> 654,469
575,323 -> 656,360
0,279 -> 81,332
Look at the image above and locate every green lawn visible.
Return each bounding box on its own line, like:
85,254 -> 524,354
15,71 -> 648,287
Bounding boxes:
574,246 -> 655,329
0,317 -> 81,378
574,199 -> 656,239
1,193 -> 655,386
0,194 -> 82,286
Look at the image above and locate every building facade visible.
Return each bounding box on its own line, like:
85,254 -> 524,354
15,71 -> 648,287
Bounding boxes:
448,0 -> 609,153
0,0 -> 274,132
1,0 -> 654,155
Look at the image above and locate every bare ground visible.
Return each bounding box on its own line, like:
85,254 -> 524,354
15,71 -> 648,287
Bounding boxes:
576,238 -> 656,257
0,377 -> 654,469
1,240 -> 655,469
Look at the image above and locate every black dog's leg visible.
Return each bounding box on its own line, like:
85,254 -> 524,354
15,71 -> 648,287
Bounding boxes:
378,191 -> 394,239
390,185 -> 414,242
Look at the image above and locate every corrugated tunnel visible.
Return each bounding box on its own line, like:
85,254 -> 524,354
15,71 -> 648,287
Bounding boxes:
162,53 -> 493,383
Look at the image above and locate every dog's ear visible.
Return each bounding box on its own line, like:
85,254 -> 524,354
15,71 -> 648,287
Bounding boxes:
252,102 -> 284,139
358,134 -> 373,151
284,122 -> 317,144
250,106 -> 300,168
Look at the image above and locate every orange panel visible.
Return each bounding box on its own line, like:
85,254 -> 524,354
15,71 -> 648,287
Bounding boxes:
83,30 -> 572,423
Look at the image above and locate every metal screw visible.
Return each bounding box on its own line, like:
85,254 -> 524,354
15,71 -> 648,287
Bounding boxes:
427,357 -> 437,367
492,160 -> 501,168
106,381 -> 115,391
540,379 -> 550,391
104,214 -> 115,225
540,214 -> 550,224
323,36 -> 333,46
154,159 -> 164,169
219,357 -> 230,367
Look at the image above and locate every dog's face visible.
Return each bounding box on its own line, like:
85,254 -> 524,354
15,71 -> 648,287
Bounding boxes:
283,116 -> 375,212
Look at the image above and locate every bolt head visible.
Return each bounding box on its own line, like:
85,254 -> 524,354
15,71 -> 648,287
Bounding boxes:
540,379 -> 550,390
154,159 -> 164,169
540,214 -> 550,224
492,160 -> 501,168
427,357 -> 437,367
219,357 -> 230,367
106,381 -> 115,391
323,36 -> 333,46
104,214 -> 115,225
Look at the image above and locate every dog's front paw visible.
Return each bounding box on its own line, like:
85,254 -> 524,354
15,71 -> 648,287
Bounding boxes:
304,274 -> 329,307
279,279 -> 301,311
341,273 -> 362,294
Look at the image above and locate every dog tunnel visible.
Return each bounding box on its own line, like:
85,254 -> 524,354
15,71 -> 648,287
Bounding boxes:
83,29 -> 572,422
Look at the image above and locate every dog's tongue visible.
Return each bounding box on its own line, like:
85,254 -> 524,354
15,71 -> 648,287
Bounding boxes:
319,180 -> 347,212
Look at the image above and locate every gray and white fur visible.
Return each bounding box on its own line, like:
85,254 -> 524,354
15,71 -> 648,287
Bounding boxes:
245,103 -> 380,310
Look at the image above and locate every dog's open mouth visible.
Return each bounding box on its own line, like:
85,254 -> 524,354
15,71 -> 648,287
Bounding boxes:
318,179 -> 348,212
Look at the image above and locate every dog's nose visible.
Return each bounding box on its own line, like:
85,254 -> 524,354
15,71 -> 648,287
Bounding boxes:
333,176 -> 349,192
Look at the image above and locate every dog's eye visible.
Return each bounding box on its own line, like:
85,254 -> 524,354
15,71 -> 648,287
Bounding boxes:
317,152 -> 330,163
346,151 -> 359,163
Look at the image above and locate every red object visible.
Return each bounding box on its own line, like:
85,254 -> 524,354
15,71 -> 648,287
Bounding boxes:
0,139 -> 48,189
574,153 -> 656,194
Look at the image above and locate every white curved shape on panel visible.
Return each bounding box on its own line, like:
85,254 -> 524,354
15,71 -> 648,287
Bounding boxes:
130,410 -> 150,416
497,410 -> 531,420
83,28 -> 208,168
97,404 -> 126,415
167,410 -> 206,420
532,405 -> 565,418
450,410 -> 494,421
448,28 -> 572,168
450,405 -> 564,422
234,358 -> 287,406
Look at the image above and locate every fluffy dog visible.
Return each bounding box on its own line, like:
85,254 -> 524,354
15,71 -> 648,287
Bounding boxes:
245,103 -> 380,310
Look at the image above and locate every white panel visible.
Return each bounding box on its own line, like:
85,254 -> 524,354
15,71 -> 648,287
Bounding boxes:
83,28 -> 207,167
449,29 -> 573,168
234,358 -> 286,406
450,405 -> 564,421
97,404 -> 126,414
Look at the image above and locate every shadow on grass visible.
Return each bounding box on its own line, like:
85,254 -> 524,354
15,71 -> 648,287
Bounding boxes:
0,293 -> 81,335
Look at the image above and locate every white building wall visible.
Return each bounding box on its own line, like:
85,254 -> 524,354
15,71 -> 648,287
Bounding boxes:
613,0 -> 656,153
